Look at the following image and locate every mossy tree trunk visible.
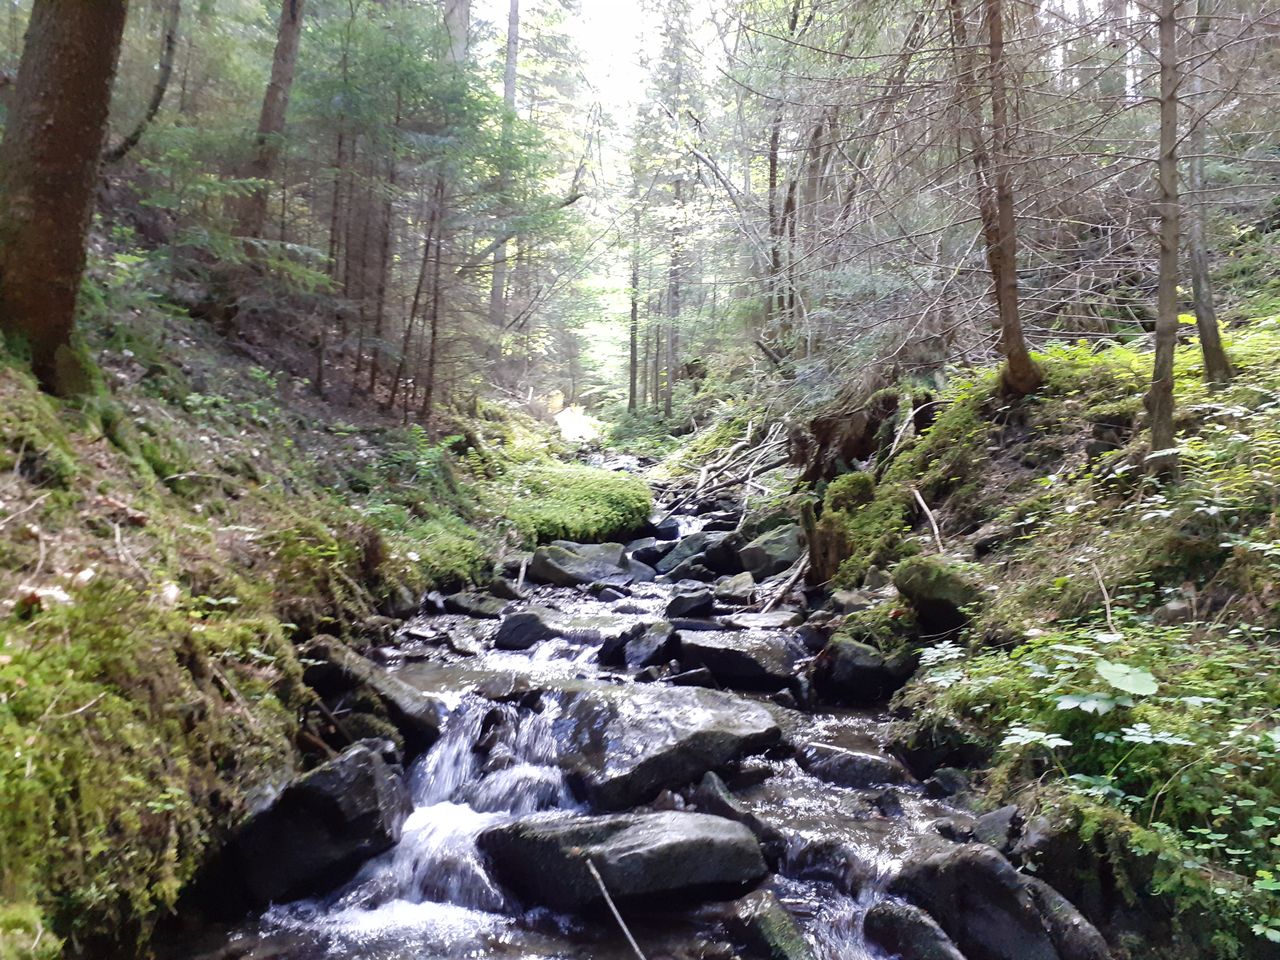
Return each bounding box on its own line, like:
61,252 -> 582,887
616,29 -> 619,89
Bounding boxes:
0,0 -> 129,396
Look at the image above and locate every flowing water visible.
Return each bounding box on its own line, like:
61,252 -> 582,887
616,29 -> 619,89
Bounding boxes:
190,484 -> 958,960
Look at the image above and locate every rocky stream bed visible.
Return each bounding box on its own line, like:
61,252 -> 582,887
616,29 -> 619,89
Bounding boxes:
175,468 -> 1113,960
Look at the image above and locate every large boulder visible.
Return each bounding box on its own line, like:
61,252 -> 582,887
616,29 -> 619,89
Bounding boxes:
495,607 -> 645,651
656,532 -> 712,574
549,683 -> 781,809
667,584 -> 715,617
442,592 -> 508,619
890,843 -> 1111,960
864,900 -> 967,960
739,525 -> 805,579
680,632 -> 806,693
813,636 -> 915,705
598,621 -> 677,669
716,571 -> 756,606
528,542 -> 631,588
230,741 -> 412,907
478,811 -> 767,911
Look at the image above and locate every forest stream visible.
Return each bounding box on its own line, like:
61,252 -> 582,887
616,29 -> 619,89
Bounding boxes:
169,460 -> 1100,960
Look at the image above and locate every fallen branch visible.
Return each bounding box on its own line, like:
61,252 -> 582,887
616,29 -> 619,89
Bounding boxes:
910,486 -> 944,554
1089,561 -> 1116,633
762,556 -> 810,614
586,859 -> 647,960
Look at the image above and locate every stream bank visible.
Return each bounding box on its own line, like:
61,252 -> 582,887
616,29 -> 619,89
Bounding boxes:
169,465 -> 1115,960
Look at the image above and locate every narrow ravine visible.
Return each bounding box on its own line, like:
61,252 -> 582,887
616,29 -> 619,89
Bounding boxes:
186,464 -> 1107,960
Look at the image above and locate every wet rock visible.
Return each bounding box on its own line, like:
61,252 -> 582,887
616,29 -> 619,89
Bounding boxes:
739,525 -> 805,579
529,542 -> 631,588
626,622 -> 679,669
720,610 -> 804,630
478,811 -> 767,911
669,559 -> 720,583
627,558 -> 659,583
657,532 -> 713,574
231,740 -> 412,907
550,684 -> 780,809
499,552 -> 532,579
653,516 -> 683,540
680,632 -> 805,693
724,890 -> 816,960
703,532 -> 747,575
494,607 -> 563,650
488,577 -> 525,602
301,637 -> 443,755
873,787 -> 905,818
890,842 -> 1108,960
715,571 -> 756,606
668,584 -> 715,618
864,900 -> 967,960
691,771 -> 786,862
593,586 -> 629,603
442,592 -> 507,619
798,743 -> 910,789
864,566 -> 891,590
934,815 -> 977,843
700,510 -> 742,532
670,667 -> 719,687
925,767 -> 972,800
630,536 -> 678,567
1024,876 -> 1113,960
813,637 -> 915,705
973,805 -> 1022,855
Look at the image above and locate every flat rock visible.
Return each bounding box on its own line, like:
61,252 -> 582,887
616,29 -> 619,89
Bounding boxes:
680,631 -> 806,693
548,683 -> 780,809
529,542 -> 631,587
720,609 -> 804,630
442,592 -> 507,619
667,584 -> 715,617
715,571 -> 756,606
478,811 -> 767,911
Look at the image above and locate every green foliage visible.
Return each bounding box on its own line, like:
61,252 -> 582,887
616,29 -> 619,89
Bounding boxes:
503,462 -> 651,544
823,471 -> 875,512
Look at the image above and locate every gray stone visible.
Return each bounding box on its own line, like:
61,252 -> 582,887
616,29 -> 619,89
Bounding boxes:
488,577 -> 525,602
721,609 -> 804,630
442,592 -> 507,619
657,532 -> 712,574
715,571 -> 756,606
680,631 -> 805,693
739,525 -> 805,579
691,771 -> 786,861
831,589 -> 873,614
864,900 -> 967,960
231,741 -> 411,907
973,805 -> 1023,855
528,542 -> 631,588
724,890 -> 816,960
478,811 -> 767,911
493,607 -> 563,650
668,584 -> 715,617
814,637 -> 916,705
798,742 -> 910,789
549,684 -> 780,809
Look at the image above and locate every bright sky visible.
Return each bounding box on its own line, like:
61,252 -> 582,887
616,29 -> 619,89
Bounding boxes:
472,0 -> 654,130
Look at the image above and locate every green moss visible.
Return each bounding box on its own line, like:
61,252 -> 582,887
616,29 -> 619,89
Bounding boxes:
833,602 -> 918,653
0,903 -> 61,960
503,462 -> 651,544
893,555 -> 980,611
823,471 -> 875,512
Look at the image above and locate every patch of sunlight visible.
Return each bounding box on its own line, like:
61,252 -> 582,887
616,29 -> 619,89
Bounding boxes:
554,405 -> 603,443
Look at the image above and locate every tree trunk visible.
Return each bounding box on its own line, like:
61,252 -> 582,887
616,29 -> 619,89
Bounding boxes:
984,0 -> 1041,396
1146,0 -> 1181,477
1187,0 -> 1232,384
0,0 -> 129,395
488,0 -> 519,339
105,0 -> 181,165
239,0 -> 305,239
628,202 -> 640,413
442,0 -> 470,65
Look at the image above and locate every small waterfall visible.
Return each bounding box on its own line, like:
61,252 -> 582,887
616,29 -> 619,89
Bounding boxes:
264,696 -> 572,941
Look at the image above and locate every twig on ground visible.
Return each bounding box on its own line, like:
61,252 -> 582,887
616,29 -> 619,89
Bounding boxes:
1090,560 -> 1116,633
0,492 -> 51,530
762,556 -> 810,614
911,486 -> 944,554
586,859 -> 647,960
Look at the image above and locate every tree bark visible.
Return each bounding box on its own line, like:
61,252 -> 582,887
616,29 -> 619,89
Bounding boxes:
239,0 -> 305,239
0,0 -> 129,395
488,0 -> 519,338
1187,0 -> 1232,384
1146,0 -> 1182,477
105,0 -> 181,165
442,0 -> 471,65
984,0 -> 1041,397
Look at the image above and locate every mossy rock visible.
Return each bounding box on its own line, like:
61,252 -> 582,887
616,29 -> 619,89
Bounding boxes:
823,471 -> 875,513
892,556 -> 982,636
